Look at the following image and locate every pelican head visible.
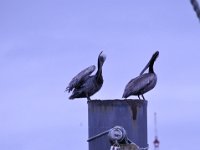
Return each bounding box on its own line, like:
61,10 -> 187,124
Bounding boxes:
98,51 -> 106,66
140,51 -> 159,75
151,51 -> 159,63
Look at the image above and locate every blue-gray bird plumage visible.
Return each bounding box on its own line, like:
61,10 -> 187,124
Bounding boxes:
66,65 -> 96,93
66,51 -> 106,100
122,51 -> 159,100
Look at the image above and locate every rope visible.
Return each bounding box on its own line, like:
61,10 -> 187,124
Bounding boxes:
190,0 -> 200,21
127,139 -> 148,150
138,147 -> 149,150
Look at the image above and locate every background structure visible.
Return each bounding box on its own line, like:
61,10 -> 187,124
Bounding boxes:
1,1 -> 200,150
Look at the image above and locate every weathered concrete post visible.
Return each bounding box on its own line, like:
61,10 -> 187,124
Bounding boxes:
88,99 -> 148,150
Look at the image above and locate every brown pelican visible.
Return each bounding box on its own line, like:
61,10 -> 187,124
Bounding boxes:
66,51 -> 106,100
122,51 -> 159,100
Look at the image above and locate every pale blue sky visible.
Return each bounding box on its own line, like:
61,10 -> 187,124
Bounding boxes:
1,0 -> 200,150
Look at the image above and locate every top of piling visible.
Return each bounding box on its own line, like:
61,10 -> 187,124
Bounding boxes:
87,99 -> 147,105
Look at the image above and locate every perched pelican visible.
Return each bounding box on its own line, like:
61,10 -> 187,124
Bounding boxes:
122,51 -> 159,100
66,51 -> 106,100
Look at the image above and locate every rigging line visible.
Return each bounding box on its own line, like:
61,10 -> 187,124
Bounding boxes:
190,0 -> 200,22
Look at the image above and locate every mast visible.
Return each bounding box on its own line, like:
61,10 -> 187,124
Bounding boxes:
153,112 -> 160,150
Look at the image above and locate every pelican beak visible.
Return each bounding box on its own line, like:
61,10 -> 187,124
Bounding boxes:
139,51 -> 159,75
152,51 -> 159,60
140,61 -> 150,75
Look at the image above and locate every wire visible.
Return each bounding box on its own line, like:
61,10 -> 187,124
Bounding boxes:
190,0 -> 200,22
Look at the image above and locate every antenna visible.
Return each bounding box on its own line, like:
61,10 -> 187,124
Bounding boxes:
153,112 -> 160,150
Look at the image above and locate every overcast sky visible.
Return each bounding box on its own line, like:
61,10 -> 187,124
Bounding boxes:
1,0 -> 200,150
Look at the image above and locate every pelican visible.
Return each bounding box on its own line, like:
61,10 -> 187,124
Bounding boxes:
122,51 -> 159,100
66,51 -> 106,101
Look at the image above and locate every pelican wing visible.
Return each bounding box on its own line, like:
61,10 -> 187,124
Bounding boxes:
132,74 -> 155,94
66,65 -> 96,92
123,73 -> 155,98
